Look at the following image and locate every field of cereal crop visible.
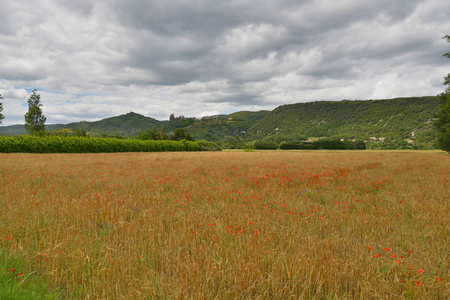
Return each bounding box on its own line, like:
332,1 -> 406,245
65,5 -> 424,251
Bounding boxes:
0,150 -> 448,299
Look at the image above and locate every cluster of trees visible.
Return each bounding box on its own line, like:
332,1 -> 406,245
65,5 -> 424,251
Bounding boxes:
285,140 -> 366,150
250,139 -> 366,150
214,137 -> 366,150
136,127 -> 193,141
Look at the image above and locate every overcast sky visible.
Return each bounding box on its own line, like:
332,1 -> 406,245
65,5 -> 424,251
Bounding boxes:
0,0 -> 449,125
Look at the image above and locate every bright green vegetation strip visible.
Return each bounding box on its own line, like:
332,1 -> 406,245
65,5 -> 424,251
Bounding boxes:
0,136 -> 212,153
0,247 -> 60,299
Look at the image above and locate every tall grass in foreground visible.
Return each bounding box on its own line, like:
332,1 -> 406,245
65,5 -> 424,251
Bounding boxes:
0,247 -> 59,299
0,151 -> 448,299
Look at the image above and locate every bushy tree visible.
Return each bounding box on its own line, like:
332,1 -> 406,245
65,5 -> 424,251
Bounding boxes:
137,126 -> 167,140
74,129 -> 88,137
171,128 -> 193,141
435,93 -> 450,152
435,35 -> 450,153
443,35 -> 450,93
24,89 -> 46,135
252,140 -> 279,149
0,94 -> 4,124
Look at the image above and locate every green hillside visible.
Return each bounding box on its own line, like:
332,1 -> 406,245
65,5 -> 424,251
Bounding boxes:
245,96 -> 439,142
0,97 -> 441,144
172,111 -> 268,141
64,112 -> 160,136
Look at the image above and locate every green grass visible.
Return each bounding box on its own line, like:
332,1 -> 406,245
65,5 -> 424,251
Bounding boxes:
0,247 -> 60,299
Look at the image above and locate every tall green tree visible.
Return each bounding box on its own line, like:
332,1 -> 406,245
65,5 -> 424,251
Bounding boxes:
137,126 -> 167,140
0,94 -> 4,124
171,128 -> 193,141
435,35 -> 450,153
443,35 -> 450,93
24,89 -> 46,135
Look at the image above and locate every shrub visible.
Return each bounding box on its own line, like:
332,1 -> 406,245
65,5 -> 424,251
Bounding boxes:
313,139 -> 346,150
196,140 -> 222,151
279,142 -> 314,150
0,136 -> 204,153
252,140 -> 279,150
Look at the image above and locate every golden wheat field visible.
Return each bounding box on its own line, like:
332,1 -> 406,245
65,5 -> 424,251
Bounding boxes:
0,150 -> 448,299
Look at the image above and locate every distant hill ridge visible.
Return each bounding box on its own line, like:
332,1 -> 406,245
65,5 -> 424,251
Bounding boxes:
0,96 -> 441,143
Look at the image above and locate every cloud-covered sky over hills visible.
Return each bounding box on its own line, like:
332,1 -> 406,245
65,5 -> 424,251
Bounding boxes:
0,0 -> 449,125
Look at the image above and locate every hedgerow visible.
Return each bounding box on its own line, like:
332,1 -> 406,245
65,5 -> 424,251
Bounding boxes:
196,140 -> 222,151
0,135 -> 201,153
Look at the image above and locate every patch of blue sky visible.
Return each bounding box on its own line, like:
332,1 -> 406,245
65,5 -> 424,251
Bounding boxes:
61,100 -> 77,105
227,108 -> 239,114
14,86 -> 65,95
14,87 -> 99,102
73,92 -> 98,99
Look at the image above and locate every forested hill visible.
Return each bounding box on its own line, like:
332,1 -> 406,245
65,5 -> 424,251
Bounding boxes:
0,96 -> 441,143
177,96 -> 440,143
0,112 -> 160,137
61,112 -> 161,136
244,96 -> 440,142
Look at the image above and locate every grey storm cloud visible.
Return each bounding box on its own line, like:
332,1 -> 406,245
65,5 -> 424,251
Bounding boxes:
0,0 -> 449,125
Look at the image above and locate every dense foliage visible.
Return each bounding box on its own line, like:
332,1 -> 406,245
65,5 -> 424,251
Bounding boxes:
0,136 -> 201,153
181,111 -> 268,142
435,35 -> 450,153
69,112 -> 161,136
279,142 -> 314,150
0,94 -> 4,124
24,90 -> 46,135
196,140 -> 222,151
136,126 -> 168,140
312,139 -> 366,150
246,97 -> 439,143
278,140 -> 366,150
435,93 -> 450,153
170,128 -> 194,141
251,140 -> 279,150
443,35 -> 450,93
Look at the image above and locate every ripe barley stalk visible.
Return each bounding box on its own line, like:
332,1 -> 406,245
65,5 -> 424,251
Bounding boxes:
0,151 -> 448,299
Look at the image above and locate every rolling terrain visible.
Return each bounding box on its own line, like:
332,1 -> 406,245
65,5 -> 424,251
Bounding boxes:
0,96 -> 441,143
